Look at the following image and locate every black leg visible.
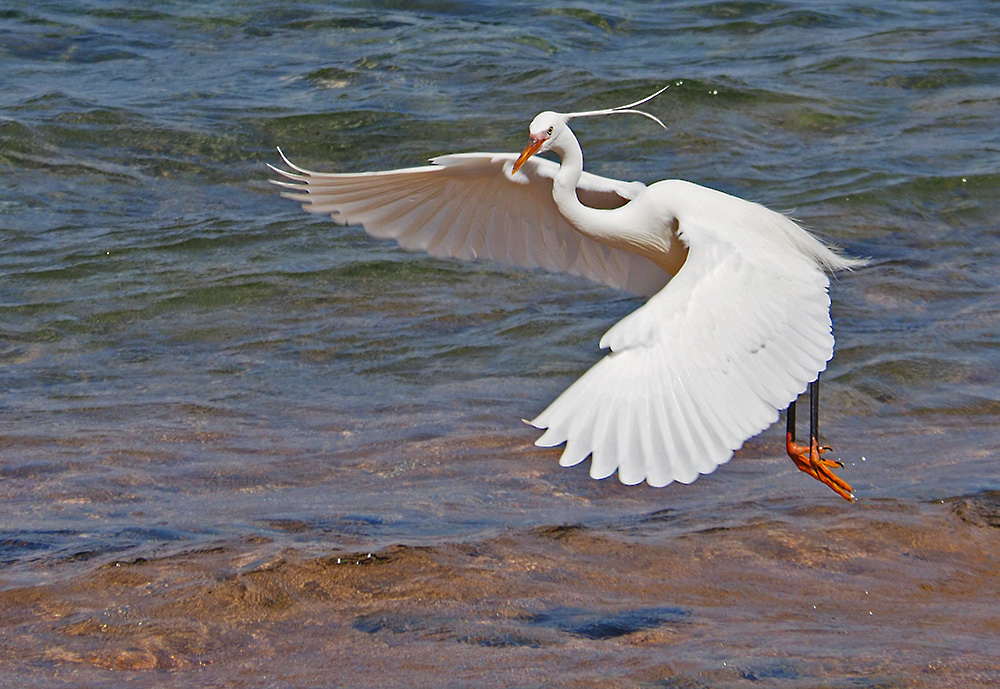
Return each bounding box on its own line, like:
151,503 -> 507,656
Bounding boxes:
785,372 -> 853,501
786,396 -> 797,443
809,374 -> 820,448
787,375 -> 819,446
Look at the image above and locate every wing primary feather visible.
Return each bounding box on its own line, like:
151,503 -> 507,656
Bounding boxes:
614,393 -> 643,485
660,368 -> 701,480
674,364 -> 729,473
646,371 -> 681,487
444,184 -> 490,261
394,192 -> 462,252
630,362 -> 661,485
423,197 -> 468,257
586,358 -> 622,480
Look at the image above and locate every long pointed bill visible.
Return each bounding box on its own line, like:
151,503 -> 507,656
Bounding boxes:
512,137 -> 545,173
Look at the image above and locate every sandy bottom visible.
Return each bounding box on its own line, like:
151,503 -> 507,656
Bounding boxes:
3,488 -> 999,688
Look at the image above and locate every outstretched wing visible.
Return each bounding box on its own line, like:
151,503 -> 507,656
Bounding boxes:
531,198 -> 838,487
269,150 -> 670,297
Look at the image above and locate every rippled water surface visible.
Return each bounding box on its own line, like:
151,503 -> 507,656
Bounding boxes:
2,1 -> 999,687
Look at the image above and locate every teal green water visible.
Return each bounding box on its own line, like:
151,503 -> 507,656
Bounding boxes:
1,0 -> 999,581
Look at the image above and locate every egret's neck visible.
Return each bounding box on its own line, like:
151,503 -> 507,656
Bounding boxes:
549,128 -> 687,276
549,129 -> 608,233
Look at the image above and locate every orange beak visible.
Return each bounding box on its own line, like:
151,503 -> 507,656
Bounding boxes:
512,136 -> 545,173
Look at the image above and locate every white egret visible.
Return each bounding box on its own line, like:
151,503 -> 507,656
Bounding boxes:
270,87 -> 864,501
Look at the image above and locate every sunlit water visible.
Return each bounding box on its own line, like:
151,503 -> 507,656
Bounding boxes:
1,2 -> 999,686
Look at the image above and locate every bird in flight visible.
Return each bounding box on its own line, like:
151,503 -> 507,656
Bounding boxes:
269,87 -> 864,501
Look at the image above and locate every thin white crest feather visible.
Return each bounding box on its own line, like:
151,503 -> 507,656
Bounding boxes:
562,85 -> 670,128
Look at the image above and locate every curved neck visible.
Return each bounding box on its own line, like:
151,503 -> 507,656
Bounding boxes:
549,128 -> 610,234
549,127 -> 687,277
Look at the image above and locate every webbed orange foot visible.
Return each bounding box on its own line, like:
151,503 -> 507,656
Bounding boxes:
785,433 -> 854,502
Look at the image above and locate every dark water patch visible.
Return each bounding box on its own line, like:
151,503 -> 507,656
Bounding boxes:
260,518 -> 311,534
650,677 -> 714,689
912,398 -> 1000,421
280,13 -> 413,33
737,662 -> 801,681
0,27 -> 149,65
530,523 -> 589,541
259,514 -> 396,541
0,527 -> 189,571
875,66 -> 996,91
691,2 -> 784,21
0,533 -> 69,566
947,491 -> 1000,529
303,65 -> 358,90
332,257 -> 471,284
264,110 -> 403,144
539,7 -> 617,32
633,507 -> 684,530
528,606 -> 690,640
352,611 -> 438,636
457,631 -> 541,648
0,118 -> 47,163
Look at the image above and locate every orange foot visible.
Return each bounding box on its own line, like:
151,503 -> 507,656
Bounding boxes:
785,432 -> 855,502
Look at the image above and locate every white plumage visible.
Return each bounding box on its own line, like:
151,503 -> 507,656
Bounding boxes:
274,151 -> 670,296
270,90 -> 863,495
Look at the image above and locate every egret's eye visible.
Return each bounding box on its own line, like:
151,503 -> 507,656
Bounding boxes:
547,127 -> 553,136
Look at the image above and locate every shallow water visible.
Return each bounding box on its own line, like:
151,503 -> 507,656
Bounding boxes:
2,1 -> 999,686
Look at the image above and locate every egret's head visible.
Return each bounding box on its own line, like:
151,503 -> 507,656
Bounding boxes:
512,111 -> 569,173
511,86 -> 670,174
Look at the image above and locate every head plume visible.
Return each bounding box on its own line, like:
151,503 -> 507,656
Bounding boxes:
512,86 -> 669,174
560,85 -> 669,128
